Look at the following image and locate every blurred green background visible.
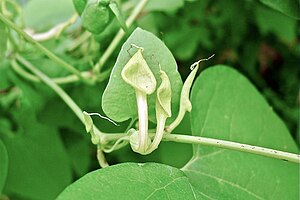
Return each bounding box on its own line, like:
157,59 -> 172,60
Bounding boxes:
0,0 -> 299,199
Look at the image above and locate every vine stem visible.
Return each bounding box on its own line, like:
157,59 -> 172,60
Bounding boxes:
16,55 -> 109,168
162,134 -> 300,164
13,56 -> 300,164
11,60 -> 94,84
26,13 -> 78,41
99,132 -> 300,163
0,13 -> 93,85
93,0 -> 149,73
15,53 -> 300,164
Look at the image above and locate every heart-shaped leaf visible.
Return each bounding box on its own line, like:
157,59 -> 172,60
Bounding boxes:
102,27 -> 182,123
57,163 -> 200,199
183,65 -> 299,199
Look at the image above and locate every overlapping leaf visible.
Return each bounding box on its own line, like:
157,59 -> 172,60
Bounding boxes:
183,66 -> 299,199
259,0 -> 300,19
102,28 -> 182,123
57,163 -> 200,199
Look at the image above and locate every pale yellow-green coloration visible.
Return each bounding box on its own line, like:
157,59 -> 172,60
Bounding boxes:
165,63 -> 199,133
156,70 -> 172,118
83,111 -> 99,144
121,48 -> 156,95
179,64 -> 199,112
129,129 -> 151,154
146,71 -> 172,154
121,47 -> 157,154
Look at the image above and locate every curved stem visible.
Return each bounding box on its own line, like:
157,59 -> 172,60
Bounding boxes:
26,13 -> 78,41
12,57 -> 97,84
11,59 -> 40,82
102,136 -> 129,153
162,134 -> 300,164
0,13 -> 93,85
97,146 -> 109,168
165,106 -> 185,133
16,55 -> 85,124
136,89 -> 148,153
93,0 -> 149,73
146,114 -> 166,153
16,55 -> 108,167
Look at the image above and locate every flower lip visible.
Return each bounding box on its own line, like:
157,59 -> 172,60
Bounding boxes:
121,49 -> 156,95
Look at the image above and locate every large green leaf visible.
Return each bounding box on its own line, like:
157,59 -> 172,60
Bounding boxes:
255,4 -> 297,43
57,163 -> 199,199
0,101 -> 72,199
0,115 -> 73,200
0,140 -> 8,194
1,127 -> 72,200
0,75 -> 73,199
183,66 -> 299,199
102,27 -> 182,123
259,0 -> 300,19
23,0 -> 74,31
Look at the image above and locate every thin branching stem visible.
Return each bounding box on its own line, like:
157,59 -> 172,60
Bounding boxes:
15,55 -> 109,168
93,0 -> 149,73
0,13 -> 93,84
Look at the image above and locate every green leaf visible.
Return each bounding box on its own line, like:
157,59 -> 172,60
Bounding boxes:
72,0 -> 87,15
1,124 -> 72,199
145,0 -> 185,13
102,27 -> 182,123
255,4 -> 297,43
259,0 -> 300,19
23,0 -> 75,31
164,27 -> 203,61
57,163 -> 199,199
183,66 -> 299,199
81,1 -> 112,34
64,134 -> 91,177
109,2 -> 128,32
0,140 -> 8,194
0,61 -> 12,91
0,21 -> 7,60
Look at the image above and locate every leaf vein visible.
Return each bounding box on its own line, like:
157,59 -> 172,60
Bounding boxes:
184,169 -> 265,200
